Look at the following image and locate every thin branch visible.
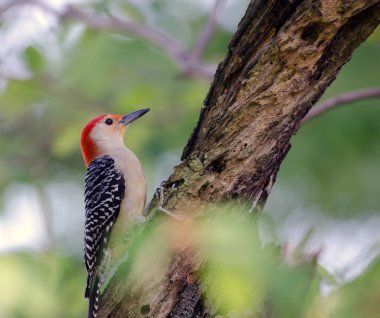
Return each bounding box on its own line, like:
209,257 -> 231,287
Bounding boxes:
0,0 -> 216,80
302,87 -> 380,124
63,7 -> 185,66
191,0 -> 225,60
0,0 -> 52,15
62,6 -> 216,80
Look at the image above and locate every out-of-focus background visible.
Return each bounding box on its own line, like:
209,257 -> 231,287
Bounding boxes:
0,0 -> 379,317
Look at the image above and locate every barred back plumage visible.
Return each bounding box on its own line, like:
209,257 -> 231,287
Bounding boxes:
84,155 -> 125,318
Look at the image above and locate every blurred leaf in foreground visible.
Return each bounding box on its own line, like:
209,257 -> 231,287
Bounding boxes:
331,258 -> 380,318
196,207 -> 318,318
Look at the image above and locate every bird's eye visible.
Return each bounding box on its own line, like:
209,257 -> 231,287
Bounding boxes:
105,118 -> 113,125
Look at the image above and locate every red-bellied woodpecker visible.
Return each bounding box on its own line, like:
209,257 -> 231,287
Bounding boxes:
80,109 -> 149,318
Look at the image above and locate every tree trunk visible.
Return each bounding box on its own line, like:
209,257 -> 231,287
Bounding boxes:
98,1 -> 380,317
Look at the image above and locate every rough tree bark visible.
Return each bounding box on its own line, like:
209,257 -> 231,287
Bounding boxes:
98,1 -> 380,317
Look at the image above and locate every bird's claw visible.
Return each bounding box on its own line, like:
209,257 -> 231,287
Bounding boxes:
156,181 -> 183,221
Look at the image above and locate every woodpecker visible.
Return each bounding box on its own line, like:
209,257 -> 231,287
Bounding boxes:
80,109 -> 149,318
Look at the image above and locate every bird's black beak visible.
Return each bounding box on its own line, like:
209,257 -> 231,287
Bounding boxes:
119,108 -> 150,126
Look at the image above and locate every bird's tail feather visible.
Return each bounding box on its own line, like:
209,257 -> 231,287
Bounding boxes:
87,276 -> 101,318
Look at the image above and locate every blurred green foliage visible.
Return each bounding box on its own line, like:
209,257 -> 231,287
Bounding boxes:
0,0 -> 379,317
198,210 -> 319,318
199,213 -> 267,316
331,258 -> 380,318
95,207 -> 380,318
0,252 -> 86,317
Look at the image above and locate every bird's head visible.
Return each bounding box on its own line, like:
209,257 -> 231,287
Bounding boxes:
80,108 -> 149,166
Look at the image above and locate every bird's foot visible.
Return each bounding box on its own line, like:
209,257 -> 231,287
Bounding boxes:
156,181 -> 184,221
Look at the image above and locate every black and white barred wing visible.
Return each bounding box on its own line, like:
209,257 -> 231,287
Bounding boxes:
84,155 -> 125,288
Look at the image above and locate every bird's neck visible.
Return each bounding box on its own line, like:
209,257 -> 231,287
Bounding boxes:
82,134 -> 126,166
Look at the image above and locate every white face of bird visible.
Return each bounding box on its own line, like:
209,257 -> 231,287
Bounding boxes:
81,109 -> 150,166
89,114 -> 125,143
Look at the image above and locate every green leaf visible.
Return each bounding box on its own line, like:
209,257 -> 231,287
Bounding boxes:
24,46 -> 44,72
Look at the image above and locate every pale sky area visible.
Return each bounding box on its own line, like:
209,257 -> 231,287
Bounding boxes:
0,0 -> 379,292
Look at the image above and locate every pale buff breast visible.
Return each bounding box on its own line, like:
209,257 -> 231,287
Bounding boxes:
90,129 -> 147,224
111,146 -> 147,224
103,146 -> 147,262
